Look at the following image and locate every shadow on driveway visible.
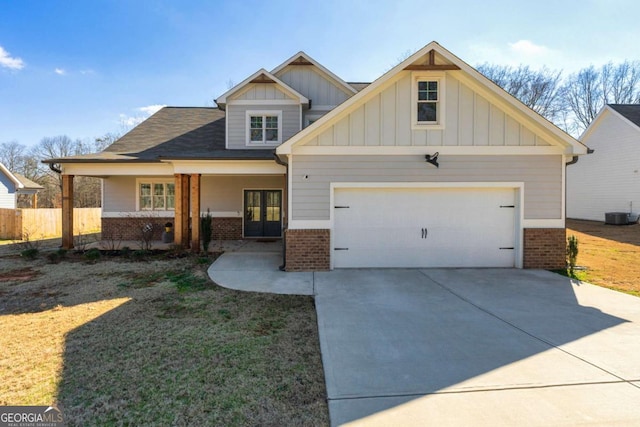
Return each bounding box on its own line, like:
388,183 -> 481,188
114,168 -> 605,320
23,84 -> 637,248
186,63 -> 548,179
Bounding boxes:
315,268 -> 640,426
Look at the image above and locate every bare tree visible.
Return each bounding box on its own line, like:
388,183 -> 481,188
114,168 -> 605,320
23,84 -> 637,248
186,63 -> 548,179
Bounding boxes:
564,61 -> 640,133
477,63 -> 566,124
0,140 -> 28,172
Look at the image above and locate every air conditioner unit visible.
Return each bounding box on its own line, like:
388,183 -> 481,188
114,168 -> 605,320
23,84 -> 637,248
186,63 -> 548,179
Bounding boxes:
605,212 -> 629,225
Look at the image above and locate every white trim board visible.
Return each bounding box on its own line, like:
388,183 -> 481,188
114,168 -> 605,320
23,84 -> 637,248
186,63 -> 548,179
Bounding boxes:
292,146 -> 567,156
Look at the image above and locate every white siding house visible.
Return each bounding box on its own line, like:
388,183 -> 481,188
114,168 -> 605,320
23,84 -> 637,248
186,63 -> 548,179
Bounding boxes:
0,163 -> 43,209
567,104 -> 640,222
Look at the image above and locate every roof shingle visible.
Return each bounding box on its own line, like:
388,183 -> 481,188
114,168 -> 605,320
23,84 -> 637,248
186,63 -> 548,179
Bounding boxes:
609,104 -> 640,128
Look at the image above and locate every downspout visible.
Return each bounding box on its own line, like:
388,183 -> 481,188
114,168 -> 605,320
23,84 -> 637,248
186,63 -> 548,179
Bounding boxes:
273,152 -> 288,271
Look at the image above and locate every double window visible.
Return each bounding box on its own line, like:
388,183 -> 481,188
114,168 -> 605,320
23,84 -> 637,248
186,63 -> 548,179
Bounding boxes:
139,181 -> 175,210
412,73 -> 445,128
246,110 -> 282,145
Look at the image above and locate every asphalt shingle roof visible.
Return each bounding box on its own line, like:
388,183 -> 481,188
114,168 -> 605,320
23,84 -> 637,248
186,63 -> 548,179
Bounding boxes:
609,104 -> 640,128
45,107 -> 275,163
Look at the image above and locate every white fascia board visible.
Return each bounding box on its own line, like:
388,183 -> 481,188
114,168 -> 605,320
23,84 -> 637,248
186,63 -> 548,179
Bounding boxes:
216,69 -> 308,106
0,162 -> 22,188
168,160 -> 285,175
278,41 -> 588,156
62,162 -> 174,176
271,51 -> 357,95
292,145 -> 566,156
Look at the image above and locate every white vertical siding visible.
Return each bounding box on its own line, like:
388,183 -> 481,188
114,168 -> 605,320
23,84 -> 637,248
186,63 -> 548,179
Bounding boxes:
226,104 -> 301,149
277,66 -> 351,107
0,173 -> 16,209
301,72 -> 551,148
567,110 -> 640,221
291,155 -> 562,220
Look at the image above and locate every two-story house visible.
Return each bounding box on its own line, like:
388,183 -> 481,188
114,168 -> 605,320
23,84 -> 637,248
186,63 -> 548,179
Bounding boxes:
45,41 -> 588,270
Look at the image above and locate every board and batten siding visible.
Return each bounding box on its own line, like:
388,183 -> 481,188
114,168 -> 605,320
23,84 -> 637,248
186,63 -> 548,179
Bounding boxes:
291,155 -> 562,220
567,110 -> 640,221
226,104 -> 301,150
0,173 -> 16,209
103,175 -> 284,214
232,83 -> 292,101
303,72 -> 552,148
277,66 -> 352,108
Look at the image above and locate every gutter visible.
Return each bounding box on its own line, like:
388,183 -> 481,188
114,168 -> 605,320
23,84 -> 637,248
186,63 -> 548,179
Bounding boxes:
273,152 -> 289,271
566,148 -> 594,166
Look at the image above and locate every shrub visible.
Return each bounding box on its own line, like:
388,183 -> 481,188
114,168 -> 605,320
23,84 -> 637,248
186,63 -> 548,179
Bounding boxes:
21,248 -> 39,260
85,248 -> 101,263
46,252 -> 60,264
120,246 -> 131,259
201,210 -> 213,253
567,235 -> 579,276
56,248 -> 68,259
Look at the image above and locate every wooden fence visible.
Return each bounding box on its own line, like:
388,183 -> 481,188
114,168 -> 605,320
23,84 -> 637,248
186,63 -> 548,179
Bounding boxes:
0,208 -> 101,240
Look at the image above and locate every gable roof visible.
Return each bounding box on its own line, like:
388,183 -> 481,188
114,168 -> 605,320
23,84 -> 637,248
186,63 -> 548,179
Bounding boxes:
271,51 -> 357,96
608,104 -> 640,128
0,163 -> 43,191
214,68 -> 309,109
277,41 -> 589,156
43,107 -> 274,164
580,104 -> 640,142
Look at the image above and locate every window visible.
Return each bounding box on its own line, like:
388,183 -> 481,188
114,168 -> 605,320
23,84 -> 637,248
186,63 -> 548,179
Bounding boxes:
246,110 -> 282,145
412,73 -> 445,129
139,181 -> 175,210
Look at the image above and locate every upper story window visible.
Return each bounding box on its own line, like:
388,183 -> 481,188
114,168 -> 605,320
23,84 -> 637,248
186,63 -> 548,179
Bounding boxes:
246,110 -> 282,145
412,73 -> 445,129
139,181 -> 175,211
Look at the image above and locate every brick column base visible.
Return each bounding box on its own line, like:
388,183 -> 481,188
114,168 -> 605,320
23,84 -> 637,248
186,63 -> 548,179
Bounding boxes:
523,228 -> 566,269
285,229 -> 330,272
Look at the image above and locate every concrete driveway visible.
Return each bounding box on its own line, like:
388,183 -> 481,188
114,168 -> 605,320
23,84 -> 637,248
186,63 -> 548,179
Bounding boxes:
314,268 -> 640,426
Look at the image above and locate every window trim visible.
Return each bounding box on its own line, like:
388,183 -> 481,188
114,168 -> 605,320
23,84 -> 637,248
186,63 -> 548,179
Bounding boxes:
245,110 -> 283,146
136,179 -> 176,211
411,72 -> 445,130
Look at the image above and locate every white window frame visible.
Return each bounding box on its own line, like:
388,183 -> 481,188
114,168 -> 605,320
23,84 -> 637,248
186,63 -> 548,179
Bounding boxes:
304,113 -> 323,128
136,179 -> 176,211
411,72 -> 445,130
246,110 -> 283,146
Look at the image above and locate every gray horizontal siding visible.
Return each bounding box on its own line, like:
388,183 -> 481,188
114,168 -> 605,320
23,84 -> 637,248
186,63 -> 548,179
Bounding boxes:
227,104 -> 301,149
103,176 -> 137,212
277,66 -> 351,106
291,155 -> 561,220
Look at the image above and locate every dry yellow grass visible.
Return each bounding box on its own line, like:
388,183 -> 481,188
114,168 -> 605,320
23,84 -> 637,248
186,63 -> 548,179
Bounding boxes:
0,253 -> 328,425
566,219 -> 640,296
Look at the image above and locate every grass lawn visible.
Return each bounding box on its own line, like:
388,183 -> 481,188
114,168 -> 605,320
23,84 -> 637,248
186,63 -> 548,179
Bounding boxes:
0,251 -> 328,426
566,219 -> 640,297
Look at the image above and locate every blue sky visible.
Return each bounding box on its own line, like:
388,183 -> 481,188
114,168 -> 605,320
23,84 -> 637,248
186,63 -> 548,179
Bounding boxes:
1,0 -> 639,147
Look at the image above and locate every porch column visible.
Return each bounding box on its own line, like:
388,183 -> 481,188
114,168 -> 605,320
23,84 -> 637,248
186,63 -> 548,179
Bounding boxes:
61,174 -> 74,249
190,174 -> 201,252
33,193 -> 38,209
174,174 -> 190,247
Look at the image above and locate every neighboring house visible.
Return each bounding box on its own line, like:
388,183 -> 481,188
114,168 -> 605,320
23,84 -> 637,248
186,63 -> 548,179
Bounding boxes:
567,104 -> 640,222
44,41 -> 588,270
0,163 -> 43,209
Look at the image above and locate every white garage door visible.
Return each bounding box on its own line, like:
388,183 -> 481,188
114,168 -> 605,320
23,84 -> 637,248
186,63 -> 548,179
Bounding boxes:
333,187 -> 517,268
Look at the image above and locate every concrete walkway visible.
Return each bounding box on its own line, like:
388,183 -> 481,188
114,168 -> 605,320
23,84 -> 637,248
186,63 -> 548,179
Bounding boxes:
207,240 -> 314,295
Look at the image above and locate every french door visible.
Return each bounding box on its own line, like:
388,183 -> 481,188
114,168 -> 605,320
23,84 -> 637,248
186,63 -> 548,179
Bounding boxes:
244,190 -> 282,237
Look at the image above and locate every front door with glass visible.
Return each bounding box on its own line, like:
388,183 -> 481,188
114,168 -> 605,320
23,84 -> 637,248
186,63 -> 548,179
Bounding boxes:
244,190 -> 282,237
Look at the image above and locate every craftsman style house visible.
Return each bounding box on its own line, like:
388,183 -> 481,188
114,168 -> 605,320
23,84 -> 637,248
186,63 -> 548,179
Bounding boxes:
45,42 -> 588,270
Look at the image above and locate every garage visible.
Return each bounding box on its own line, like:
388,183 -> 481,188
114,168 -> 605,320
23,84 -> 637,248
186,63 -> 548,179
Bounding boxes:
332,186 -> 518,268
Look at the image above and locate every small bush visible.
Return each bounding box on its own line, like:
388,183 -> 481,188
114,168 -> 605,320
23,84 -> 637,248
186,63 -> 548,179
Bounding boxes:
85,248 -> 101,263
132,250 -> 149,262
46,252 -> 60,264
56,248 -> 68,259
567,235 -> 579,276
201,210 -> 213,253
120,246 -> 131,259
21,248 -> 39,260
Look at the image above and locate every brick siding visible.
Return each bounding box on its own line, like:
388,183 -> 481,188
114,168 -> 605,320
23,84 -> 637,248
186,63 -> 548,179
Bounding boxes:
523,228 -> 566,269
102,216 -> 243,243
285,229 -> 330,272
212,217 -> 242,240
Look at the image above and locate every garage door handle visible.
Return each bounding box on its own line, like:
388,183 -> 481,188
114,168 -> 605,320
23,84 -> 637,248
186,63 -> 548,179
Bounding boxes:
421,228 -> 428,239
